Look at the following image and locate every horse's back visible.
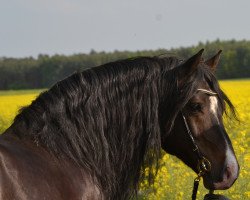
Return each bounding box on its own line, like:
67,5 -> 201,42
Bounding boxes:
0,132 -> 100,200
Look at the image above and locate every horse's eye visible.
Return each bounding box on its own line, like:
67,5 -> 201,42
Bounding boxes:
188,103 -> 203,112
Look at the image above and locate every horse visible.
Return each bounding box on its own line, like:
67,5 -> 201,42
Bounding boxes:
0,49 -> 239,200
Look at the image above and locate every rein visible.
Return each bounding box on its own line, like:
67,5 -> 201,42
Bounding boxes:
181,89 -> 217,200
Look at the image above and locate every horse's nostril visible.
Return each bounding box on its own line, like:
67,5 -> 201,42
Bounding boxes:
220,166 -> 232,184
216,164 -> 239,189
225,167 -> 231,179
227,162 -> 239,181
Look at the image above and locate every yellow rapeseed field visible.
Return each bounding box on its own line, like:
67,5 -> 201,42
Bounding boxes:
0,81 -> 249,200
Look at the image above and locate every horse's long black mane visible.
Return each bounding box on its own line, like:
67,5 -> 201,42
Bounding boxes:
11,56 -> 235,199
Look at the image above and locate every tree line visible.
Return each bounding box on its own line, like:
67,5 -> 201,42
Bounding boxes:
0,39 -> 250,90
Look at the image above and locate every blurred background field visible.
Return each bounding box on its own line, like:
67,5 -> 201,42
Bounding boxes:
0,80 -> 249,200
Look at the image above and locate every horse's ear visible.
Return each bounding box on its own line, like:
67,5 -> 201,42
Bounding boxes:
179,49 -> 204,77
205,50 -> 222,72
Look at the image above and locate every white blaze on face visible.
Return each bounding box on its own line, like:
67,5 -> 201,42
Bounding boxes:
209,96 -> 219,122
226,147 -> 238,168
224,146 -> 239,183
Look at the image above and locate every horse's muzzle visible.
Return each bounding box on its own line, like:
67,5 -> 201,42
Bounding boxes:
203,161 -> 239,190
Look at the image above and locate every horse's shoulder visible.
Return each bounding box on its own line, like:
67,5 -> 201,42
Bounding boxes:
0,132 -> 68,174
0,133 -> 40,162
0,133 -> 35,199
0,133 -> 102,199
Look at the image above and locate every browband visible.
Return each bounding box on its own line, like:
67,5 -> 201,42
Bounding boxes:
197,89 -> 217,95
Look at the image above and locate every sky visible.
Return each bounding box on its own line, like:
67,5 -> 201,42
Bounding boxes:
0,0 -> 250,58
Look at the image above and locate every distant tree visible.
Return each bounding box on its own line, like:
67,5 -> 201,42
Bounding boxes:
0,40 -> 250,90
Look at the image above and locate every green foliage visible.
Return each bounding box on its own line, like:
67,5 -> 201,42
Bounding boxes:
1,39 -> 250,90
0,89 -> 45,96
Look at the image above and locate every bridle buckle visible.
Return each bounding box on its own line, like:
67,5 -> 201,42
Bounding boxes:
197,157 -> 211,175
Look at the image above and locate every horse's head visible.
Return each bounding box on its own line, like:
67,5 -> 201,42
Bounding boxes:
161,50 -> 239,190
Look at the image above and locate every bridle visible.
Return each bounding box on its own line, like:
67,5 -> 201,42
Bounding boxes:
181,88 -> 217,200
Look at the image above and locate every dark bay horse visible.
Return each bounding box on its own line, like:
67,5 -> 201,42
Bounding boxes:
0,50 -> 239,199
